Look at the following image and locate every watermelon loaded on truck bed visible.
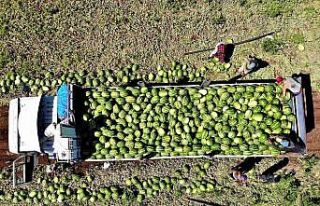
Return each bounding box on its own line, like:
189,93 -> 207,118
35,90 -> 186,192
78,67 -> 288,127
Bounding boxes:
83,79 -> 306,161
2,76 -> 308,186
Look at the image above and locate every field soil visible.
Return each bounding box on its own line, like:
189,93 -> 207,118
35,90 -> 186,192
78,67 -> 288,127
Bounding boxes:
307,92 -> 320,155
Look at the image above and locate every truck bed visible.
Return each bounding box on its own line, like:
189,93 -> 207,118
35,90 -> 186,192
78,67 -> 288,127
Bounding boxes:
0,90 -> 319,167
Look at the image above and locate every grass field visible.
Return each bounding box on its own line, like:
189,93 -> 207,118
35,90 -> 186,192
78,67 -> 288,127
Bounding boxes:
1,0 -> 320,205
0,0 -> 319,83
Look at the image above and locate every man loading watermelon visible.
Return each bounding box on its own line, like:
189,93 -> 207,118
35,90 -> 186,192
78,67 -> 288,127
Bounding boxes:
276,76 -> 302,96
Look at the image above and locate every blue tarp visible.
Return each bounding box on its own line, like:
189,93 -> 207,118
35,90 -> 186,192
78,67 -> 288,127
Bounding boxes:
57,84 -> 69,120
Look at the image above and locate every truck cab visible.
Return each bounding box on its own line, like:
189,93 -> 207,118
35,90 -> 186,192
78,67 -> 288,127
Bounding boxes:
8,84 -> 81,186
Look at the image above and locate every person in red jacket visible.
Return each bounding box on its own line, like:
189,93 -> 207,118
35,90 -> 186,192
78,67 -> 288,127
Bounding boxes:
209,42 -> 226,62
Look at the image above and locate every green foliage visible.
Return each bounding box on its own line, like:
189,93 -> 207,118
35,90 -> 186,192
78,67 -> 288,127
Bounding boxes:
163,0 -> 194,13
212,13 -> 226,25
283,178 -> 300,203
0,50 -> 10,68
0,12 -> 8,37
303,6 -> 318,17
0,0 -> 317,83
291,33 -> 305,44
263,0 -> 295,17
262,38 -> 283,54
302,155 -> 319,173
264,1 -> 283,17
302,195 -> 320,206
239,0 -> 247,6
0,170 -> 9,180
0,23 -> 7,37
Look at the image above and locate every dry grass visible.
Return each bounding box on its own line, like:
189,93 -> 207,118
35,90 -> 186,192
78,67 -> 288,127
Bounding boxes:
0,0 -> 319,85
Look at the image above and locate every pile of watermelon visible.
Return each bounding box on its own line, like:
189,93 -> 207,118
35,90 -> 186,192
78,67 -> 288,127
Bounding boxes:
0,174 -> 135,204
0,66 -> 140,96
84,83 -> 295,160
0,161 -> 215,204
126,162 -> 215,199
0,62 -> 217,97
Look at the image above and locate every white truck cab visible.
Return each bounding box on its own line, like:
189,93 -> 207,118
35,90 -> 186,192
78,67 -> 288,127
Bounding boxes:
9,97 -> 44,154
8,84 -> 81,163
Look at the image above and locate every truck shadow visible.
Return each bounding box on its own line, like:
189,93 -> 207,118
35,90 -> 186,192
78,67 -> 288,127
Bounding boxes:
298,73 -> 314,133
287,130 -> 306,154
73,87 -> 97,159
259,157 -> 291,183
232,157 -> 262,173
261,157 -> 289,176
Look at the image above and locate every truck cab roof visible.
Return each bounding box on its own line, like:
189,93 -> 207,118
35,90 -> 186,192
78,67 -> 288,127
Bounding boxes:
9,96 -> 57,154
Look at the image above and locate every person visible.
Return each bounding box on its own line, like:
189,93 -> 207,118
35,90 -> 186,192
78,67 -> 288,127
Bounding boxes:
268,135 -> 290,149
276,76 -> 302,96
231,167 -> 248,185
209,42 -> 226,62
230,158 -> 256,185
258,172 -> 281,183
231,155 -> 290,184
258,158 -> 289,183
236,55 -> 260,76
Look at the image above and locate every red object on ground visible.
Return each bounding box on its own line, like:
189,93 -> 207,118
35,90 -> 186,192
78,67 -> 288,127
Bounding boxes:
276,76 -> 284,84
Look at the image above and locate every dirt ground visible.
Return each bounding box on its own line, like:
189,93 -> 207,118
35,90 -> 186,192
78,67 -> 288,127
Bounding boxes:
306,92 -> 320,156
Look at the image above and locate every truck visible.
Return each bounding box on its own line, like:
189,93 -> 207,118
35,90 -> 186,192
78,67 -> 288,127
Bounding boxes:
7,84 -> 83,186
1,75 -> 316,187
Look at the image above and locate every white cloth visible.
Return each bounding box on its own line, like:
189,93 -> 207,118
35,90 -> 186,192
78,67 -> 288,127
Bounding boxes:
247,61 -> 257,70
237,58 -> 258,75
45,123 -> 68,153
44,123 -> 57,138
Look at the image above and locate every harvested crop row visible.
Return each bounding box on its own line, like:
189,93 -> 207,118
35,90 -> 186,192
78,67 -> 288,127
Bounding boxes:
0,161 -> 216,205
85,83 -> 295,160
0,62 -> 214,97
0,173 -> 136,204
125,162 -> 215,199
